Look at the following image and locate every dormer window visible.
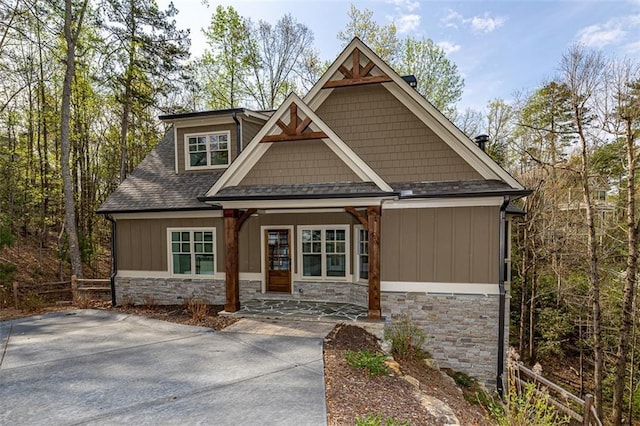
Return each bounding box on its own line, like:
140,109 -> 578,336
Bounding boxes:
185,131 -> 230,170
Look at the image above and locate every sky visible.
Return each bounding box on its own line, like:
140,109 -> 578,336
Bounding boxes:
158,0 -> 640,112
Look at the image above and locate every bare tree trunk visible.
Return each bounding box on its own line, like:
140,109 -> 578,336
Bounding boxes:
119,0 -> 135,183
60,0 -> 88,278
578,122 -> 603,418
612,117 -> 638,425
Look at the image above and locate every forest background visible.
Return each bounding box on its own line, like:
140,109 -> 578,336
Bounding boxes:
0,1 -> 639,424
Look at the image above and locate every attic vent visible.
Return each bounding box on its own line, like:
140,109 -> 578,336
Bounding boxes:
474,134 -> 489,152
401,75 -> 417,89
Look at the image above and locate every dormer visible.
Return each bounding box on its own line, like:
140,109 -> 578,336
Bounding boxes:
159,108 -> 270,174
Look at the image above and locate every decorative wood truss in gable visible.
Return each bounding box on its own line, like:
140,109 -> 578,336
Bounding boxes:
322,48 -> 391,89
260,103 -> 327,143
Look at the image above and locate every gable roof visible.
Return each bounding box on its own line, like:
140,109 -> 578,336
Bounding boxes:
304,38 -> 523,190
204,92 -> 393,198
98,131 -> 219,214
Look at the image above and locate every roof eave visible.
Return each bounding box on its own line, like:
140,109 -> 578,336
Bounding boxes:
96,205 -> 220,215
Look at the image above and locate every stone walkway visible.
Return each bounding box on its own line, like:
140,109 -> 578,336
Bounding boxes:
223,299 -> 369,322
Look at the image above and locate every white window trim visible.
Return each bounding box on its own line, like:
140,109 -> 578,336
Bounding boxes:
167,227 -> 217,277
353,225 -> 369,283
184,131 -> 231,171
297,225 -> 350,281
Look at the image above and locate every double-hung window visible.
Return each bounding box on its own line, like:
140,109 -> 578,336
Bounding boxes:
169,228 -> 215,276
300,226 -> 349,279
354,226 -> 369,281
185,131 -> 230,170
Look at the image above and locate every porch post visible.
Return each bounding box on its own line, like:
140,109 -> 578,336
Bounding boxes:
367,205 -> 382,320
224,209 -> 240,312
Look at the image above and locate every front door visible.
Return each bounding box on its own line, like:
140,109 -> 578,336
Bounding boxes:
266,229 -> 291,292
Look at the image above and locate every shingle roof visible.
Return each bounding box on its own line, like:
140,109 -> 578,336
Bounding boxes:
391,180 -> 530,198
207,182 -> 388,201
202,180 -> 529,201
97,131 -> 221,213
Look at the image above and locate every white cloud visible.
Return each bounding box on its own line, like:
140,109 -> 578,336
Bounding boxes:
440,9 -> 506,33
438,41 -> 461,55
441,9 -> 463,29
468,13 -> 506,33
396,14 -> 421,33
387,0 -> 420,12
577,15 -> 640,48
578,25 -> 626,47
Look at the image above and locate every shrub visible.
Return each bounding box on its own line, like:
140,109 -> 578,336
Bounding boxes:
186,298 -> 209,321
74,293 -> 92,309
355,414 -> 409,426
384,314 -> 428,360
345,349 -> 388,378
20,291 -> 45,312
490,381 -> 570,426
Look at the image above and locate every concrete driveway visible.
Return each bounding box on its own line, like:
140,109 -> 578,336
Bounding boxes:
0,310 -> 334,425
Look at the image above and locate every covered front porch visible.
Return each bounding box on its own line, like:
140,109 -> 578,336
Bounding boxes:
220,202 -> 384,320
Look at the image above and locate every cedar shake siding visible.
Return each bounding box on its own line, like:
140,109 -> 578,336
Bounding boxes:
241,119 -> 263,149
176,123 -> 238,174
238,139 -> 361,186
381,206 -> 499,283
117,218 -> 224,272
316,85 -> 482,182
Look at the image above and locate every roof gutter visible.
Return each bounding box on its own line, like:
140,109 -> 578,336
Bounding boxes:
105,214 -> 117,307
497,195 -> 510,398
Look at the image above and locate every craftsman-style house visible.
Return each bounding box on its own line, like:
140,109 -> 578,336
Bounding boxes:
98,38 -> 529,391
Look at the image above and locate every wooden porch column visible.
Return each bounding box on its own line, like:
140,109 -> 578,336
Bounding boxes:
223,208 -> 257,313
224,209 -> 240,312
366,205 -> 382,320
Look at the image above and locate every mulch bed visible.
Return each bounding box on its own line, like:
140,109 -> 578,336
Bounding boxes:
323,323 -> 492,426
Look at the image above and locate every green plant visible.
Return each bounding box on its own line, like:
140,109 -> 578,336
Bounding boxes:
20,291 -> 45,312
490,381 -> 570,426
355,414 -> 410,426
448,370 -> 475,388
186,298 -> 209,321
383,314 -> 428,360
345,349 -> 388,378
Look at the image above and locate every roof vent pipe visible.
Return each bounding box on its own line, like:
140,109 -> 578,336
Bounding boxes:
474,134 -> 489,152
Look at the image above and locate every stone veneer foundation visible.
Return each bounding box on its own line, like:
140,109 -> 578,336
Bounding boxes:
115,276 -> 505,388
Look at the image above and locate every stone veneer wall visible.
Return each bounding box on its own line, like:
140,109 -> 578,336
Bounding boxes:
115,277 -> 260,305
291,281 -> 368,306
382,292 -> 506,389
115,276 -> 505,389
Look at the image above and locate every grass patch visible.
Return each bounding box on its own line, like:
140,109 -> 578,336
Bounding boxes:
345,349 -> 388,378
355,414 -> 410,426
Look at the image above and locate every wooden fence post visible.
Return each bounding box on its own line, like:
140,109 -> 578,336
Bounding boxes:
71,274 -> 78,303
13,282 -> 18,309
583,394 -> 593,425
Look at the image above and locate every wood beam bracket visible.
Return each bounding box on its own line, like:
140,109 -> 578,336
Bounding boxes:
260,103 -> 327,143
235,208 -> 257,233
322,48 -> 392,89
345,206 -> 368,229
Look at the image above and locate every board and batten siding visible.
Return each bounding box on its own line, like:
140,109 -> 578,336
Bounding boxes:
381,206 -> 499,284
117,218 -> 224,272
238,139 -> 360,186
316,84 -> 482,183
175,123 -> 238,174
116,212 -> 357,275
